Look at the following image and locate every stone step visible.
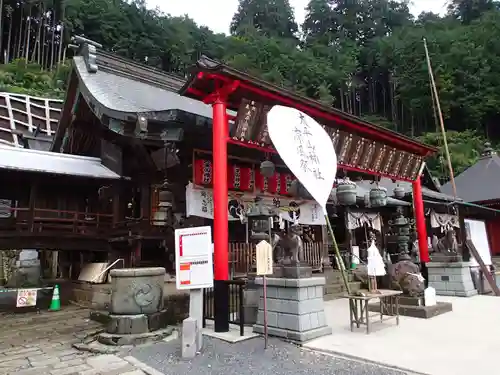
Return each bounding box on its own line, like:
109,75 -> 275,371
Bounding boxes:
324,281 -> 361,299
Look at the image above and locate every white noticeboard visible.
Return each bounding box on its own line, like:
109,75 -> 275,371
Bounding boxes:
16,288 -> 37,307
256,240 -> 273,276
175,226 -> 214,290
465,219 -> 492,267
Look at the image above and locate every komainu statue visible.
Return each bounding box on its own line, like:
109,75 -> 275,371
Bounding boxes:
431,229 -> 459,254
271,226 -> 304,265
390,260 -> 425,297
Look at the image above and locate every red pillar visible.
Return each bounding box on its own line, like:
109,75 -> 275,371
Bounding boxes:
212,97 -> 230,332
413,175 -> 430,262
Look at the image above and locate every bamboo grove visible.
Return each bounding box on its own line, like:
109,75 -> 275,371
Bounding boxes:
1,0 -> 499,182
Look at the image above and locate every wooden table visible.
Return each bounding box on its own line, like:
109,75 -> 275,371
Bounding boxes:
343,289 -> 402,334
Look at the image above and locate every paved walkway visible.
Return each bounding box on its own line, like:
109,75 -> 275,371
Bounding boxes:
0,307 -> 146,375
304,295 -> 500,375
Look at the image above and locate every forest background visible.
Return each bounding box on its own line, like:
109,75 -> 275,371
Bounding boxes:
0,0 -> 498,182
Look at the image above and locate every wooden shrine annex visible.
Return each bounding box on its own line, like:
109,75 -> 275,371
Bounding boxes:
0,37 -> 440,283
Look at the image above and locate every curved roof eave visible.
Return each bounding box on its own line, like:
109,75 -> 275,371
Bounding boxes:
73,56 -> 218,123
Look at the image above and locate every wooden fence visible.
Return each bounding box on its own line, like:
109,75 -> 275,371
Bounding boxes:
229,241 -> 324,276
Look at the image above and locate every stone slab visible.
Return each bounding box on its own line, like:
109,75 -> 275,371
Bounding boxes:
368,301 -> 453,319
97,327 -> 175,346
253,324 -> 332,343
282,265 -> 313,279
107,314 -> 149,335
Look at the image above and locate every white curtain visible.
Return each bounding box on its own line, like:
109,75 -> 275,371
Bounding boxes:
430,210 -> 459,232
185,183 -> 326,226
347,210 -> 382,232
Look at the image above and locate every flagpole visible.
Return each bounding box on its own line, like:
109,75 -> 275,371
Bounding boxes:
423,37 -> 457,198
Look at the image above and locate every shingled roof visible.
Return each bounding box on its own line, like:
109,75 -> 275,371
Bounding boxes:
72,47 -> 214,121
441,143 -> 500,203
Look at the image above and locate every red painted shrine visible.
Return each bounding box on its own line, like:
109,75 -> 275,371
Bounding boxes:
179,56 -> 437,330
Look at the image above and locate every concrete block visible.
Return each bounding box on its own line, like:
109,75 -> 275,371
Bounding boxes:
284,277 -> 326,288
107,314 -> 149,335
318,311 -> 326,327
310,312 -> 319,329
277,287 -> 298,300
277,313 -> 300,331
181,317 -> 198,359
299,313 -> 311,331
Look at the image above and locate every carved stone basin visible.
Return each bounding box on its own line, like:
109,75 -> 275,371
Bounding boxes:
109,267 -> 165,315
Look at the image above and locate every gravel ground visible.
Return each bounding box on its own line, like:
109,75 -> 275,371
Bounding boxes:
129,336 -> 408,375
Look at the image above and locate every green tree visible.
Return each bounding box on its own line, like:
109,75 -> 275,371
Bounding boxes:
230,0 -> 298,39
448,0 -> 498,23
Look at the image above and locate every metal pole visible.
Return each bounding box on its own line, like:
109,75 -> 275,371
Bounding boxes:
212,97 -> 230,333
263,275 -> 268,349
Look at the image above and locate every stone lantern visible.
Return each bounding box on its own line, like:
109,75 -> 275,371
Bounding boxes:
388,207 -> 415,261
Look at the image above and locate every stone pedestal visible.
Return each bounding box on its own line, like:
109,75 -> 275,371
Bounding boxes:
242,276 -> 259,325
427,262 -> 477,297
253,277 -> 331,343
106,267 -> 166,336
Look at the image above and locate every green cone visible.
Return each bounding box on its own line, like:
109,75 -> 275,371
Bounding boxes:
49,284 -> 61,311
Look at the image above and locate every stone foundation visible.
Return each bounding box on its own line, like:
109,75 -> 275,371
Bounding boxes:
427,262 -> 477,297
368,296 -> 453,319
253,277 -> 331,343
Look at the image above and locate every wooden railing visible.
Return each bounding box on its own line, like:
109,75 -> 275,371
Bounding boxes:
229,241 -> 324,276
0,207 -> 114,236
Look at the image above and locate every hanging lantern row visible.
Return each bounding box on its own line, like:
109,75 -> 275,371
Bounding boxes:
336,178 -> 357,206
369,185 -> 388,207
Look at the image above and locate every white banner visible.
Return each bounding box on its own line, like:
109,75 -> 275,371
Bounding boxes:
185,183 -> 325,226
267,106 -> 337,213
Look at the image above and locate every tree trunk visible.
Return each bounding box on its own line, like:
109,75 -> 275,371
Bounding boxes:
24,4 -> 33,65
41,11 -> 46,68
49,8 -> 56,70
16,6 -> 24,59
0,0 -> 4,63
57,1 -> 65,66
32,2 -> 44,64
6,13 -> 12,62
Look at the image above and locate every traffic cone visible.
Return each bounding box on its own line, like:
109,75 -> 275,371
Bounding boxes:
49,284 -> 61,311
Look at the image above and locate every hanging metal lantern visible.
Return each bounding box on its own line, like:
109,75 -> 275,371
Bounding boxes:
393,185 -> 405,199
336,178 -> 357,206
369,186 -> 387,207
260,160 -> 275,178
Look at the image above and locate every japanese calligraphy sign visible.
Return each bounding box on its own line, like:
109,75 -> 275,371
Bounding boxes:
175,226 -> 214,290
267,105 -> 337,213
